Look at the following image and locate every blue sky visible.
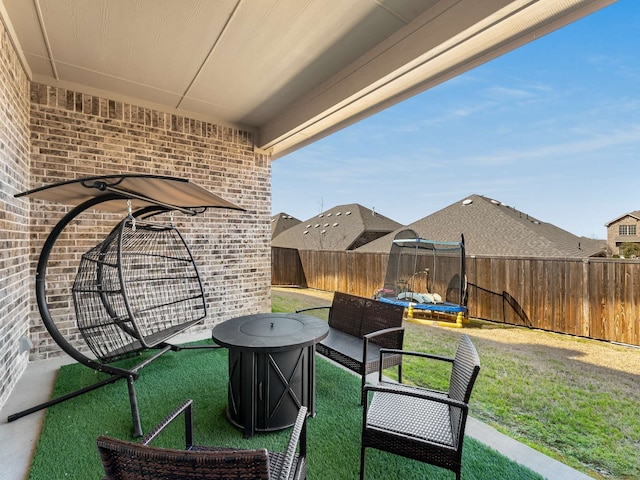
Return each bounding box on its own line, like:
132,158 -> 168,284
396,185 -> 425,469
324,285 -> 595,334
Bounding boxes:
272,1 -> 639,239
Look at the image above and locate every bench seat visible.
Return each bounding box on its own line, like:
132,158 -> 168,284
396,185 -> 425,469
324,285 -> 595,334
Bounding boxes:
297,292 -> 405,404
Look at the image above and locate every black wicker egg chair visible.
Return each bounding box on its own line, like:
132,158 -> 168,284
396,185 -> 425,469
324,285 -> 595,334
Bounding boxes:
73,216 -> 209,364
9,175 -> 244,436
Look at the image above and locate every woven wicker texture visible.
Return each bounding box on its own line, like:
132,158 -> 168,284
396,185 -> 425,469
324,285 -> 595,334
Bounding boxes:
360,334 -> 480,480
97,400 -> 307,480
299,292 -> 405,405
367,392 -> 453,445
98,444 -> 271,479
73,219 -> 206,362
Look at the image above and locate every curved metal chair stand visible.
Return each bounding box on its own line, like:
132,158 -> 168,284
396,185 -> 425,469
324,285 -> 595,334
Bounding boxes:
8,175 -> 244,436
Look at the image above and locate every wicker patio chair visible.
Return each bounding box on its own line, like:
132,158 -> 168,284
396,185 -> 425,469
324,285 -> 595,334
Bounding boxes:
360,334 -> 480,480
97,399 -> 308,480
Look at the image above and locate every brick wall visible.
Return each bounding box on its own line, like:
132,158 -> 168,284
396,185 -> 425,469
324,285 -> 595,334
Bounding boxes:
0,20 -> 31,409
26,83 -> 272,361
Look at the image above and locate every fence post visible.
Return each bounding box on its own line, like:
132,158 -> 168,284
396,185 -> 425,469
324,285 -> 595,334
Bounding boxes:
582,259 -> 590,338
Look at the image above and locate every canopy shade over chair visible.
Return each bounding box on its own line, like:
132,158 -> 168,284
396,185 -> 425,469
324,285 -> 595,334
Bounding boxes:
9,174 -> 244,437
15,174 -> 244,214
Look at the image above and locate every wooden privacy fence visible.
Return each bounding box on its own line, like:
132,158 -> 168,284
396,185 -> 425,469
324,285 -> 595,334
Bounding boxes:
271,247 -> 640,346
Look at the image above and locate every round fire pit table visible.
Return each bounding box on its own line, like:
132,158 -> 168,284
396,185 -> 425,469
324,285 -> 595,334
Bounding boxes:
212,312 -> 329,438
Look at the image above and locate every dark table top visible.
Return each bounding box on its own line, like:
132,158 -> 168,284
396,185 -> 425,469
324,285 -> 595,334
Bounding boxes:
212,313 -> 329,352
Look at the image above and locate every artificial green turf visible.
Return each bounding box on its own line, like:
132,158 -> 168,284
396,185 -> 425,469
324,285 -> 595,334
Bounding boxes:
28,342 -> 544,480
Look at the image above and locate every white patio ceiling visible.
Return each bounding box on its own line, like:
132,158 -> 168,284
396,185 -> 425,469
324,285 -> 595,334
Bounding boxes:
0,0 -> 615,159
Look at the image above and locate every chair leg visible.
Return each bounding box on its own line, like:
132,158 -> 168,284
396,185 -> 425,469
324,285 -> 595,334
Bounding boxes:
126,375 -> 143,438
359,446 -> 366,480
360,370 -> 367,405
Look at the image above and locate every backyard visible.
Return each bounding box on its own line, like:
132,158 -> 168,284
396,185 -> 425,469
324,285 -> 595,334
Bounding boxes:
272,286 -> 640,480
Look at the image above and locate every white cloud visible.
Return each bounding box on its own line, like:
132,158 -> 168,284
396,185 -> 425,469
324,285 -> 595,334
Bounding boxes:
463,124 -> 640,166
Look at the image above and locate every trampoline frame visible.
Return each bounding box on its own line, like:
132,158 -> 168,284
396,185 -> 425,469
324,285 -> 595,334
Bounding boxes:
375,229 -> 468,317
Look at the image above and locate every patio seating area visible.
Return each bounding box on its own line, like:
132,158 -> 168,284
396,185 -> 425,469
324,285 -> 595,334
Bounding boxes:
0,2 -> 621,479
0,329 -> 592,480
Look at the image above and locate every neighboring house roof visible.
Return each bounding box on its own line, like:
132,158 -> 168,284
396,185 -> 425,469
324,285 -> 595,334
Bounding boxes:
604,210 -> 640,227
271,213 -> 301,239
356,194 -> 606,258
272,204 -> 403,251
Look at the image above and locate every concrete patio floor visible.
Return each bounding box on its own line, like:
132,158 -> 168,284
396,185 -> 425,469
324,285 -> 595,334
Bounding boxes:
0,331 -> 594,480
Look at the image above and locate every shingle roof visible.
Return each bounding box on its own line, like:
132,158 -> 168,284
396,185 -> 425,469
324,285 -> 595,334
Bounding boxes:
272,204 -> 402,251
356,194 -> 606,258
271,213 -> 301,239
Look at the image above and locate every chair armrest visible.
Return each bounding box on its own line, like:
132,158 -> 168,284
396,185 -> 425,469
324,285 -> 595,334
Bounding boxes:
363,326 -> 404,341
276,406 -> 308,480
295,305 -> 330,314
363,327 -> 405,351
363,384 -> 468,411
379,347 -> 454,364
376,348 -> 453,383
362,328 -> 405,378
141,399 -> 194,449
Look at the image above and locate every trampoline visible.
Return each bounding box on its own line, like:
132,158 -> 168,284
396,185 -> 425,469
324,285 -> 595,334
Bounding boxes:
9,174 -> 244,436
375,229 -> 468,323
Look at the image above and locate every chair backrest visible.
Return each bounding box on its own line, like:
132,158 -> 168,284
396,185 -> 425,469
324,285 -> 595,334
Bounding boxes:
328,292 -> 366,337
449,334 -> 480,403
360,298 -> 404,336
328,292 -> 404,338
96,437 -> 271,480
448,334 -> 480,446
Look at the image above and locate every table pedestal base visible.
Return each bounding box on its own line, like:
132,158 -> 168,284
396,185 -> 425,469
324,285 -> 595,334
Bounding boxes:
226,345 -> 316,438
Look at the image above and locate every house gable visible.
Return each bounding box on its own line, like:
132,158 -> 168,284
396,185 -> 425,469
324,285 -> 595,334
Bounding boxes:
272,204 -> 402,251
605,211 -> 640,255
271,213 -> 301,239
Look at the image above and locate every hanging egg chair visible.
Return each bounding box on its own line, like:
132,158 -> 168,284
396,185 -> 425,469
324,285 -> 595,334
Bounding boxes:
73,217 -> 207,363
9,174 -> 244,436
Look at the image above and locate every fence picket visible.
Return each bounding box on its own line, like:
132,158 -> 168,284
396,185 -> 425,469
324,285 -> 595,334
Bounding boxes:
271,247 -> 640,346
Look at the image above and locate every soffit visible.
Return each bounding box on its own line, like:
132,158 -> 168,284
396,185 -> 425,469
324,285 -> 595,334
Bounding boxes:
0,0 -> 616,159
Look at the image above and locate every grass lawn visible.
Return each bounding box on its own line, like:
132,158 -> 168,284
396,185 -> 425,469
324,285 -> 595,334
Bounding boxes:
272,288 -> 640,480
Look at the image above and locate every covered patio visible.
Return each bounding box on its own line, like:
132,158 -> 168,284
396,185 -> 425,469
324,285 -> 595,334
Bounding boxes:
0,0 -> 616,477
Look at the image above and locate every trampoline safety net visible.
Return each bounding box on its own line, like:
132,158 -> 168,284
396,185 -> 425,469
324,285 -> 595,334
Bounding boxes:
375,229 -> 467,313
72,219 -> 206,363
